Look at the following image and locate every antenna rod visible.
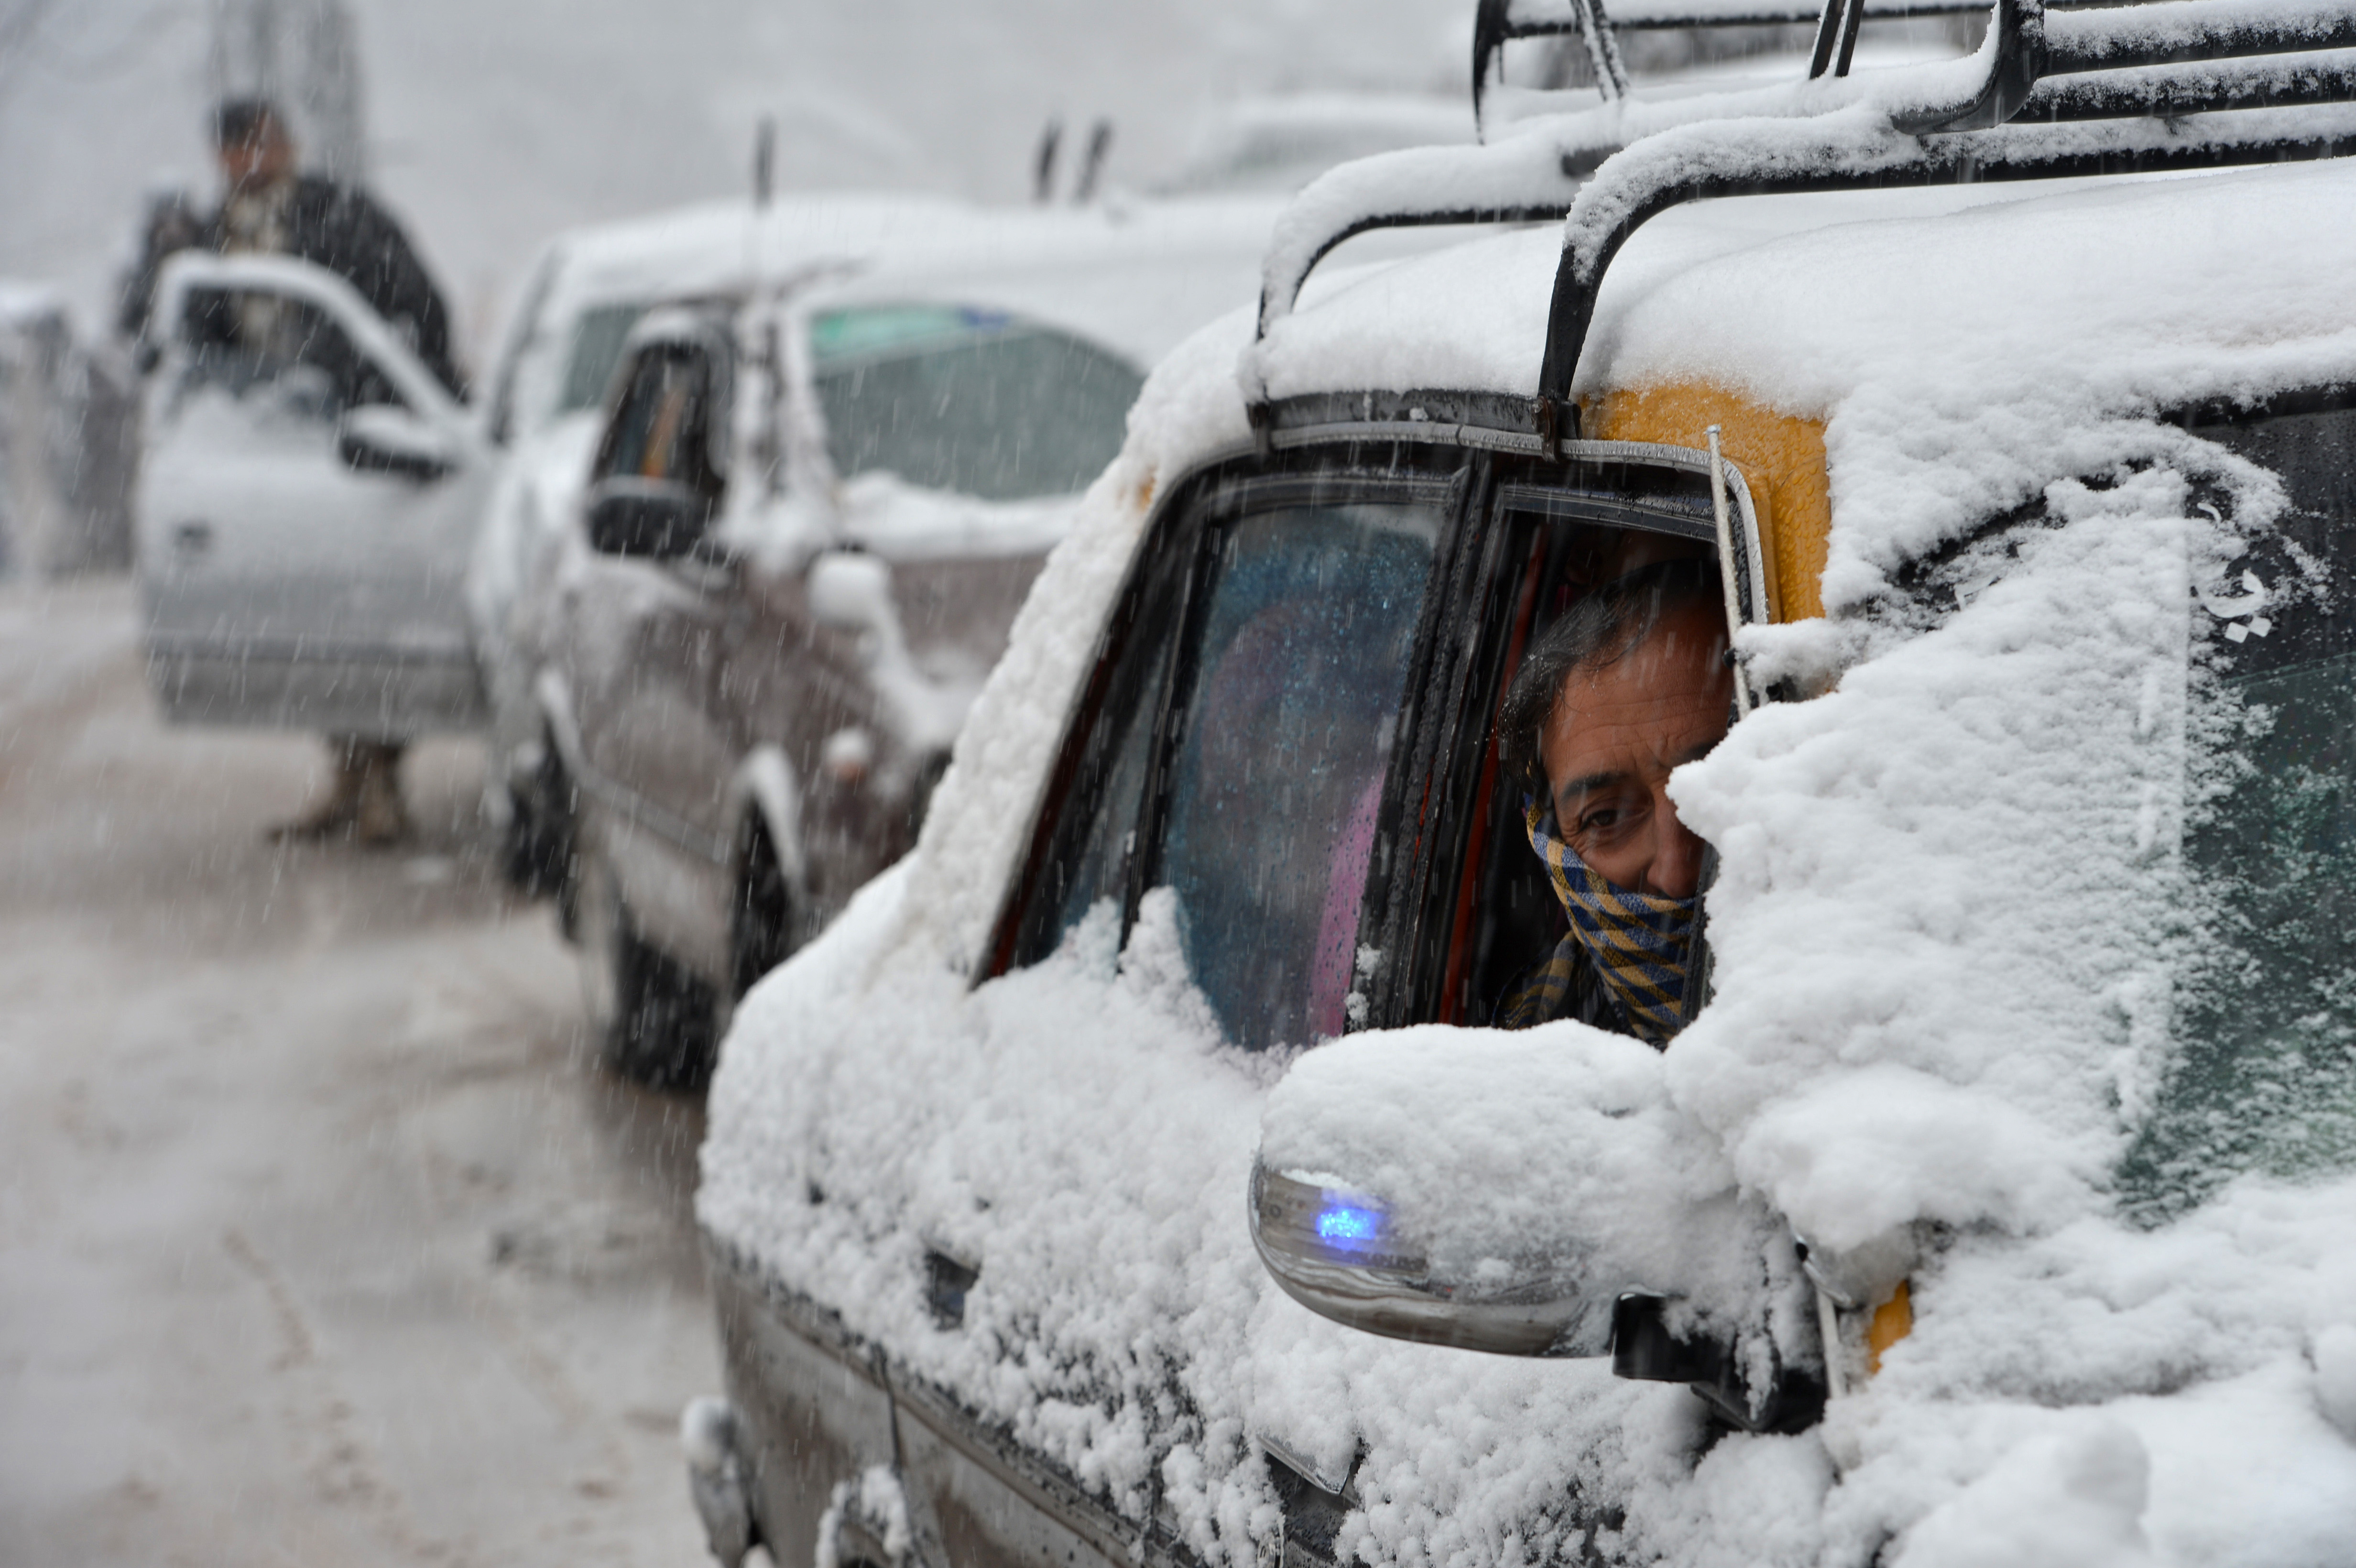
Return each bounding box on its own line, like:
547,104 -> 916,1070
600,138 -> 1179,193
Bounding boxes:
753,116 -> 776,208
1706,425 -> 1757,717
1033,119 -> 1063,204
1073,119 -> 1113,203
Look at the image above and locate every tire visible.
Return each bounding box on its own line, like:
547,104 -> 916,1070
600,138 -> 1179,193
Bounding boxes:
731,819 -> 799,1002
499,736 -> 576,907
574,838 -> 719,1090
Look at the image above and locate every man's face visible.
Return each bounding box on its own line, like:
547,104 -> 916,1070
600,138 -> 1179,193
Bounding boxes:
1539,599 -> 1733,898
218,120 -> 295,193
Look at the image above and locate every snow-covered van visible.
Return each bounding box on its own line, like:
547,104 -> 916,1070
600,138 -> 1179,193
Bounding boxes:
689,2 -> 2356,1566
542,203 -> 1282,1086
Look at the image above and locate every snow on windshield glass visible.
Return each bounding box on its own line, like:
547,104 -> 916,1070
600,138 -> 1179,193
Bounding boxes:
809,305 -> 1143,503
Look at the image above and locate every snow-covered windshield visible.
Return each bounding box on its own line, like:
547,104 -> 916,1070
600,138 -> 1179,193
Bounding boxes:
807,305 -> 1141,503
2124,408 -> 2356,1217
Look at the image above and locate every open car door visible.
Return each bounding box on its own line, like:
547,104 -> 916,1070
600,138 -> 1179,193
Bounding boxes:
137,252 -> 488,738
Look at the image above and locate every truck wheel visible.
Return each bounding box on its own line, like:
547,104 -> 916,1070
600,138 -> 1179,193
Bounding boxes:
575,840 -> 718,1090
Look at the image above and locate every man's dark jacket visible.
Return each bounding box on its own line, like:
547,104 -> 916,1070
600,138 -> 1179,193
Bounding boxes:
124,174 -> 463,397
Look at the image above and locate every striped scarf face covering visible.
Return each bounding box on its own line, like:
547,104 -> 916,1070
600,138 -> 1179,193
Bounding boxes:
1523,799 -> 1696,1045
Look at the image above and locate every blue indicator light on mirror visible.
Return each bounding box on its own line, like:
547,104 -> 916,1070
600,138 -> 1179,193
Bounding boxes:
1316,1204 -> 1383,1247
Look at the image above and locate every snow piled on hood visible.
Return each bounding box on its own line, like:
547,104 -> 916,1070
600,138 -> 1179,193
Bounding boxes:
704,157 -> 2356,1568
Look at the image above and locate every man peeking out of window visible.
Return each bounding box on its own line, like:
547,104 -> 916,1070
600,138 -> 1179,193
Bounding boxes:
1494,559 -> 1733,1045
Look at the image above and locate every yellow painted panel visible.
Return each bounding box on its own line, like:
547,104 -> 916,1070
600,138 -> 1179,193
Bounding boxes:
1583,384 -> 1832,623
1866,1280 -> 1914,1374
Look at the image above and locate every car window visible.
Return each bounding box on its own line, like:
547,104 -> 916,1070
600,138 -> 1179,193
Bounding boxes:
594,342 -> 723,499
1001,555 -> 1188,972
561,302 -> 651,415
1437,506 -> 1723,1028
1157,501 -> 1441,1050
996,488 -> 1444,1051
2122,403 -> 2356,1216
808,305 -> 1142,502
177,285 -> 403,420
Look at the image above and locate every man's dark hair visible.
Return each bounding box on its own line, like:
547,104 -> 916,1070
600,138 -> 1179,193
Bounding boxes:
213,98 -> 286,150
1497,556 -> 1726,795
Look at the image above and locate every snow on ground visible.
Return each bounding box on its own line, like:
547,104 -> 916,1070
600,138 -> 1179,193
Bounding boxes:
0,580 -> 716,1566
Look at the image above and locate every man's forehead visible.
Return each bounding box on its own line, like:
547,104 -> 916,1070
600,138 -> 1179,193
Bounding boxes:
1545,610 -> 1732,784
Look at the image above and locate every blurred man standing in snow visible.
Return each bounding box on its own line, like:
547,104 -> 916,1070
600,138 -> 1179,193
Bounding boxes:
126,98 -> 464,846
1494,560 -> 1733,1044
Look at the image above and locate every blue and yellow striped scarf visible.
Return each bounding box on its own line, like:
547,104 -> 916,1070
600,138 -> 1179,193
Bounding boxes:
1522,799 -> 1696,1045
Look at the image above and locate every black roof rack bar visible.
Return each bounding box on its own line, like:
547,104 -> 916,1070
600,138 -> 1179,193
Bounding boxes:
1476,0 -> 1631,127
2042,0 -> 2356,74
1536,100 -> 2356,421
1249,0 -> 2356,430
1477,0 -> 1994,125
1533,0 -> 2356,418
2024,49 -> 2356,120
1246,133 -> 1603,401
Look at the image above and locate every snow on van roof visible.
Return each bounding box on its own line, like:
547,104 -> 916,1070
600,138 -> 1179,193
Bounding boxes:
1249,157 -> 2356,610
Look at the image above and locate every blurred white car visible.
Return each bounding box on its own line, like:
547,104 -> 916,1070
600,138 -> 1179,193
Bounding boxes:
138,250 -> 490,739
464,196 -> 966,889
533,198 -> 1286,1086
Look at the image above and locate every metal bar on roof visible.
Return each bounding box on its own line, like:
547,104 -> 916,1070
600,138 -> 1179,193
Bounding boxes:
2042,0 -> 2356,74
1535,99 -> 2356,416
2023,49 -> 2356,119
1835,0 -> 1871,72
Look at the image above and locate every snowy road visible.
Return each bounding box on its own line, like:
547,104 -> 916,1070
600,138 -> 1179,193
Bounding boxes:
0,580 -> 718,1565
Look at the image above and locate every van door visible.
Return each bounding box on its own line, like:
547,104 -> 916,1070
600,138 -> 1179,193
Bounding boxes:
565,329 -> 740,980
137,253 -> 487,738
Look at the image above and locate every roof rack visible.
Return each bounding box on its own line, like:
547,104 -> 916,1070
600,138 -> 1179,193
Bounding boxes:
1245,0 -> 2356,443
1473,0 -> 1988,128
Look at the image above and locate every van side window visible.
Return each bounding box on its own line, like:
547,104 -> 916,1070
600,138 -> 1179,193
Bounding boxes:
1155,501 -> 1440,1049
2123,402 -> 2356,1215
994,488 -> 1444,1055
1001,551 -> 1186,971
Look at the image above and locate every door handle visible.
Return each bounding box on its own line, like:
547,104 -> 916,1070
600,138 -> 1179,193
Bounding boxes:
172,521 -> 213,556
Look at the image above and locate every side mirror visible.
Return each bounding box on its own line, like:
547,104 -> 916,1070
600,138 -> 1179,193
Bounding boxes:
806,550 -> 895,634
586,477 -> 711,559
338,403 -> 458,480
1253,1028 -> 1825,1432
1248,1161 -> 1611,1357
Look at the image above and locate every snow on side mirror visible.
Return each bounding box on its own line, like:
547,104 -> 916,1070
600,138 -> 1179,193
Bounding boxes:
1253,1026 -> 1822,1426
806,550 -> 894,635
338,403 -> 458,481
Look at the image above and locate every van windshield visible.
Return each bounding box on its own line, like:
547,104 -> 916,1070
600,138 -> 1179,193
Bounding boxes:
808,305 -> 1142,503
2122,406 -> 2356,1217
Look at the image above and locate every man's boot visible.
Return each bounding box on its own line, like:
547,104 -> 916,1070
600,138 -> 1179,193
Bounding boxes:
267,738 -> 368,841
351,742 -> 413,849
